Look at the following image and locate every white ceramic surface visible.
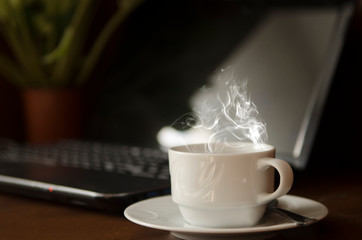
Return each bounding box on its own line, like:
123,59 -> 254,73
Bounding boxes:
124,195 -> 328,240
168,143 -> 294,228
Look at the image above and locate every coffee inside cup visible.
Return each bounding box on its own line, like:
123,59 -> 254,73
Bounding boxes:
172,142 -> 273,154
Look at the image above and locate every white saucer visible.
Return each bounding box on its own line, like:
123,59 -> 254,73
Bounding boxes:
124,195 -> 328,240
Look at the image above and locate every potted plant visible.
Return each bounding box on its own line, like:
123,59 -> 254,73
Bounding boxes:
0,0 -> 144,143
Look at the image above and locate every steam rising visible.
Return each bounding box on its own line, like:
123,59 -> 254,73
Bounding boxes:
176,68 -> 268,153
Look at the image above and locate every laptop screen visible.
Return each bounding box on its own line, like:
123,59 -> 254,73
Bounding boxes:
156,2 -> 353,170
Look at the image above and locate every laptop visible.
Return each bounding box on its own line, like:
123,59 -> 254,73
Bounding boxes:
0,139 -> 170,212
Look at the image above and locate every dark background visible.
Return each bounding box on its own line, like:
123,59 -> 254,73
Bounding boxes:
0,0 -> 361,172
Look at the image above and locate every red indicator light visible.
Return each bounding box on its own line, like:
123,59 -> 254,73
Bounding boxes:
49,187 -> 54,192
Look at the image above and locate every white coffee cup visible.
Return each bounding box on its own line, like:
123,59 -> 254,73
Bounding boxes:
168,142 -> 293,228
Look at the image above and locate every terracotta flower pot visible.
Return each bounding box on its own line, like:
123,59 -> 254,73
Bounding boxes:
22,88 -> 84,143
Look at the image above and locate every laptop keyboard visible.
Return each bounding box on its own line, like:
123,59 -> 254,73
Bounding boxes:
0,140 -> 170,180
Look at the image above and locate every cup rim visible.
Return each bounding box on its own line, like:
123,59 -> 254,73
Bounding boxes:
169,142 -> 275,156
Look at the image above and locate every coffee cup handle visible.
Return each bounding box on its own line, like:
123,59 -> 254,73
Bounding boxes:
257,158 -> 294,204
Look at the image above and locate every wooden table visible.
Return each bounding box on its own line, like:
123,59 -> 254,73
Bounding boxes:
0,169 -> 361,240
